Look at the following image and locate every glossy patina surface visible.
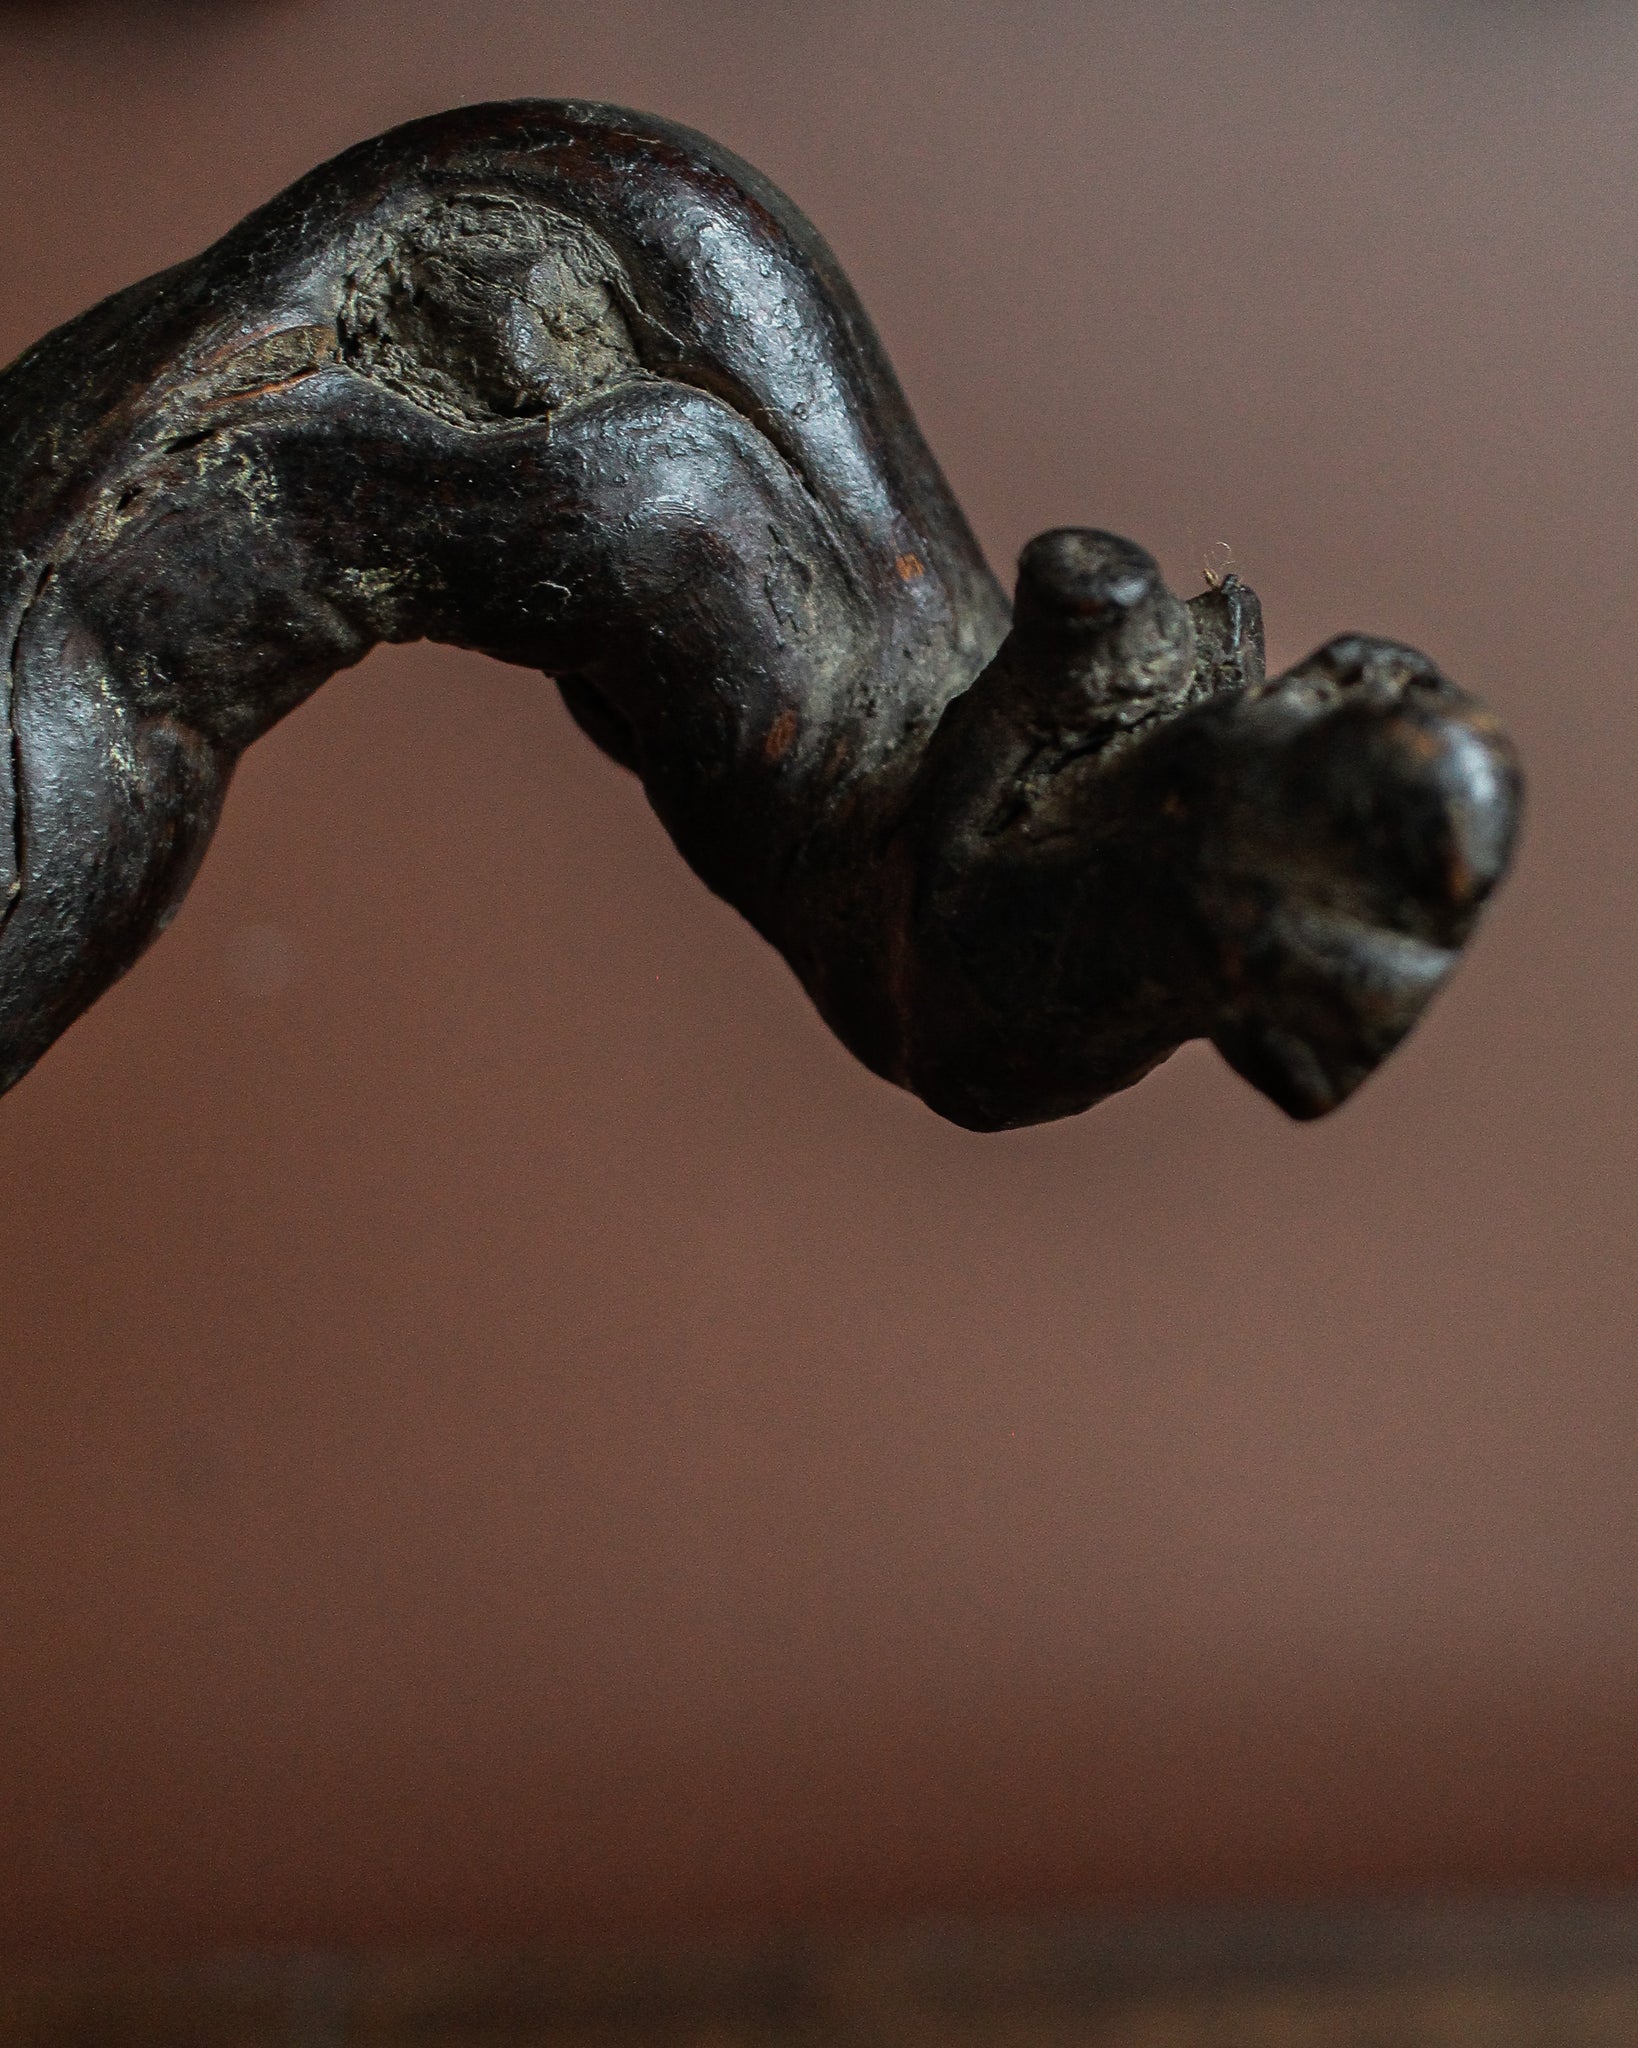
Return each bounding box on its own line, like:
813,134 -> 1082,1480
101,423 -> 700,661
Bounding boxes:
0,101 -> 1519,1123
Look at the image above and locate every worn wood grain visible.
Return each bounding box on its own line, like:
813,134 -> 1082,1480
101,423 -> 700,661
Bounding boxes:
0,102 -> 1520,1125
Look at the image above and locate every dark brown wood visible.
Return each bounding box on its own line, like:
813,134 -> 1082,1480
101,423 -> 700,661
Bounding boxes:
0,101 -> 1521,1124
5,1899 -> 1638,2045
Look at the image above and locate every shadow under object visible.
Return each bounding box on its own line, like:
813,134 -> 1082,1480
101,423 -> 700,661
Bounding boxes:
0,102 -> 1521,1127
4,1896 -> 1638,2045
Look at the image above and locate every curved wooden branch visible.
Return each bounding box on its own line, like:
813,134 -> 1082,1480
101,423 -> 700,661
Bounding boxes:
0,101 -> 1520,1126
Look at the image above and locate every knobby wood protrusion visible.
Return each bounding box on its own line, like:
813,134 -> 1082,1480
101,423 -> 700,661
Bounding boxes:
0,102 -> 1521,1126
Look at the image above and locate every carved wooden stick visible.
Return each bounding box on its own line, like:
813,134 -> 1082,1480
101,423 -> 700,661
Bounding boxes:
0,101 -> 1519,1126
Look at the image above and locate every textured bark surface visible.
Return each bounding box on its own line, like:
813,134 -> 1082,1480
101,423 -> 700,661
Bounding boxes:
0,100 -> 1520,1125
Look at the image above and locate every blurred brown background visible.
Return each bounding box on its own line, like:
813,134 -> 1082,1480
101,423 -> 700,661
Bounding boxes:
0,0 -> 1632,1962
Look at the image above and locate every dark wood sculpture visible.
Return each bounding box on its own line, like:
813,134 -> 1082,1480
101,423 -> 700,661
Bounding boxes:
0,101 -> 1520,1126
